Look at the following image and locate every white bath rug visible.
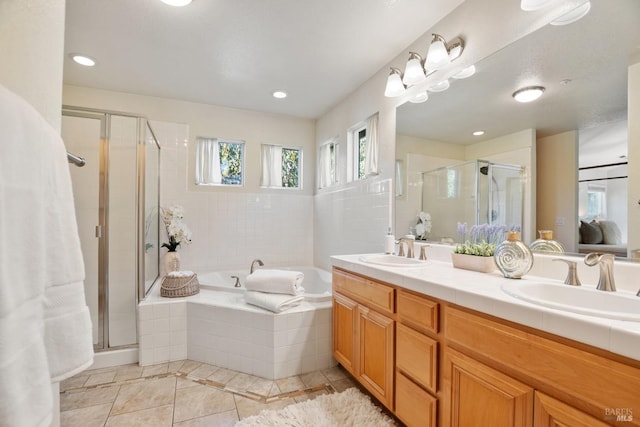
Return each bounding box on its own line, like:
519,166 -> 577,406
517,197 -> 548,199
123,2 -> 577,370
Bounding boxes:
235,387 -> 396,426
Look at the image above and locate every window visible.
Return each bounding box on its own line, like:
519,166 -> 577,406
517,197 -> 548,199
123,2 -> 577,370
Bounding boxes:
587,184 -> 606,218
195,137 -> 245,186
348,113 -> 378,181
318,138 -> 338,188
261,144 -> 303,189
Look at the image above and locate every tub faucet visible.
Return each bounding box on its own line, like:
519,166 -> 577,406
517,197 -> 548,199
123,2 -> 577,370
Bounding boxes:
584,253 -> 616,292
250,259 -> 264,274
398,237 -> 415,259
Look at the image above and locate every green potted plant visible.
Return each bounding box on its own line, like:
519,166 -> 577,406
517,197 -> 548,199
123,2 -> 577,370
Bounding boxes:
451,223 -> 502,273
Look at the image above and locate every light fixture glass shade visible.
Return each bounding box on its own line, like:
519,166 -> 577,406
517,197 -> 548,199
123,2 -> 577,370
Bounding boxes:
550,1 -> 591,25
402,52 -> 426,86
272,91 -> 287,99
428,79 -> 450,93
425,34 -> 450,70
452,65 -> 476,79
512,86 -> 545,103
520,0 -> 554,11
384,68 -> 405,97
409,91 -> 429,103
161,0 -> 192,6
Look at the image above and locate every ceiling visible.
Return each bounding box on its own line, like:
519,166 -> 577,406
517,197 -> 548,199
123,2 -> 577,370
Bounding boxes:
396,0 -> 640,166
63,0 -> 462,119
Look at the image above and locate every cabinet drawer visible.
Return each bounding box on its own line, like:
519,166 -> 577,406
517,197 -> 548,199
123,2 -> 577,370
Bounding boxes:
396,323 -> 438,393
395,370 -> 437,427
333,269 -> 394,315
397,289 -> 439,334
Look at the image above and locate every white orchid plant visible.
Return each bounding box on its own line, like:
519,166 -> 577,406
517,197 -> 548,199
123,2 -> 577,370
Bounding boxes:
415,211 -> 432,240
161,205 -> 192,252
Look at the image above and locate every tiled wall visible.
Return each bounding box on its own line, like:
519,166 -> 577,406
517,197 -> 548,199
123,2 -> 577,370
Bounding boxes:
138,300 -> 188,366
152,120 -> 314,272
314,179 -> 393,270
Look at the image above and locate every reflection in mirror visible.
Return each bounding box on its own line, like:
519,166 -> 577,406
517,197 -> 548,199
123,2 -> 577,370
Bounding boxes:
420,160 -> 524,243
395,0 -> 640,258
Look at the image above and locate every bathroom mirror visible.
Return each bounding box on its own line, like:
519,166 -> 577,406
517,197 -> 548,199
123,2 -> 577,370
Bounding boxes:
395,0 -> 640,257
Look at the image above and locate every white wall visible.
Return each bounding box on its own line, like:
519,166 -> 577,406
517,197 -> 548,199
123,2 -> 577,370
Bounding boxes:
63,85 -> 317,272
0,0 -> 65,130
627,58 -> 640,258
537,131 -> 578,252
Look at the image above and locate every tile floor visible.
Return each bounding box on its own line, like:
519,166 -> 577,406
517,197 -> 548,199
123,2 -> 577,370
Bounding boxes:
59,360 -> 359,426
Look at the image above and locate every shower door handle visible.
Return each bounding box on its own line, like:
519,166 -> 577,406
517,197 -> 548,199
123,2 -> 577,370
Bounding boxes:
95,225 -> 103,238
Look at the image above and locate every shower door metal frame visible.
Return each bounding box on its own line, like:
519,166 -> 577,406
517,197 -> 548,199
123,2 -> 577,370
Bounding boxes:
62,105 -> 160,352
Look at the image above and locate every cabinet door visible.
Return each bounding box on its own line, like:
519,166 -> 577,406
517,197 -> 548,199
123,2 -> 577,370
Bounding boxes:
332,293 -> 357,375
396,370 -> 437,427
444,348 -> 533,427
534,392 -> 610,427
358,304 -> 395,409
396,322 -> 438,393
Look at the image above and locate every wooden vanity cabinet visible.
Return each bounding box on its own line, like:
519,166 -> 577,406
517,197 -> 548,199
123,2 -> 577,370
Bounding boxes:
395,289 -> 441,427
333,267 -> 640,426
332,268 -> 395,409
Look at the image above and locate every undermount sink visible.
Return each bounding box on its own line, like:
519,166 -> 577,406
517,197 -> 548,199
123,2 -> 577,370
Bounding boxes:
359,254 -> 426,267
501,281 -> 640,321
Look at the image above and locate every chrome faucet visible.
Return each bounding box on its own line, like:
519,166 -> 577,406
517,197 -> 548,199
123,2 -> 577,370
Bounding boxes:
398,237 -> 415,259
250,259 -> 264,274
552,259 -> 581,286
584,253 -> 616,292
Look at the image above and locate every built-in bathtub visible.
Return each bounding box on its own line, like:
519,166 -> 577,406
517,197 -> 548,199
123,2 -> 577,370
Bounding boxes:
198,266 -> 332,302
138,266 -> 336,379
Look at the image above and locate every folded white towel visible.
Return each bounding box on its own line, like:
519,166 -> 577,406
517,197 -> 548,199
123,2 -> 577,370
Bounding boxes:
167,270 -> 195,278
244,291 -> 304,313
245,269 -> 305,295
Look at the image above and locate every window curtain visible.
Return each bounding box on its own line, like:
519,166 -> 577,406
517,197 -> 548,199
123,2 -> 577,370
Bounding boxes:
318,143 -> 332,189
364,114 -> 379,176
261,144 -> 283,187
195,137 -> 222,185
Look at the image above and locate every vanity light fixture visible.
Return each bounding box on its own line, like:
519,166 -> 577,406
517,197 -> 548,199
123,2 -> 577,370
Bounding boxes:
160,0 -> 192,6
384,67 -> 406,97
424,34 -> 464,70
428,79 -> 450,93
452,65 -> 476,79
272,90 -> 287,99
402,52 -> 427,86
409,91 -> 429,103
550,1 -> 591,25
512,85 -> 545,103
69,54 -> 96,67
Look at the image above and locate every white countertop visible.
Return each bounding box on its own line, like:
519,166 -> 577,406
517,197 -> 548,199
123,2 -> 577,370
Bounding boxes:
331,253 -> 640,362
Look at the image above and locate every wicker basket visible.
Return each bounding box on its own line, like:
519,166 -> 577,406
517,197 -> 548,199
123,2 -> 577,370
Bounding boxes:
160,273 -> 200,298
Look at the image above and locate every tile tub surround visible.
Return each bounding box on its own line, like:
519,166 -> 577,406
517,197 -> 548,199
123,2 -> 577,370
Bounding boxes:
139,284 -> 334,380
332,250 -> 640,362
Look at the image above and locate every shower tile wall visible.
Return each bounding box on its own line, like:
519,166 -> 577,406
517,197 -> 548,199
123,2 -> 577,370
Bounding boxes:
152,120 -> 314,272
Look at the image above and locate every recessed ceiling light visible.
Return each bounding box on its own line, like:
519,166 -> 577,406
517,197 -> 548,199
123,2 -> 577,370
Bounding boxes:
512,86 -> 545,103
160,0 -> 192,6
69,54 -> 96,67
472,130 -> 485,136
272,91 -> 287,99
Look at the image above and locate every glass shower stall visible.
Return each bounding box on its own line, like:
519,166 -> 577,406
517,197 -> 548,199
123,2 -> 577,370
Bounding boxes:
421,159 -> 524,242
62,106 -> 160,351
